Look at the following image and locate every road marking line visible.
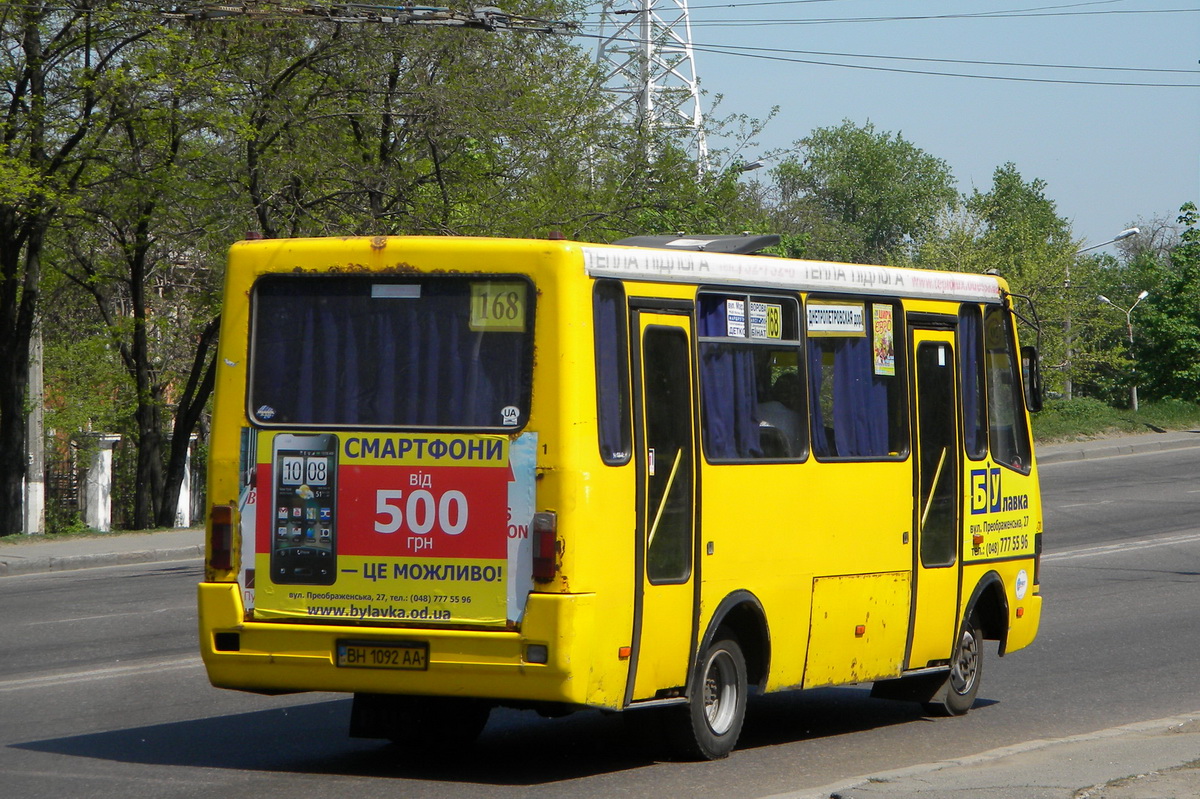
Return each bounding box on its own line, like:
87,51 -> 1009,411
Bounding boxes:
0,657 -> 202,692
1045,531 -> 1200,562
37,607 -> 188,625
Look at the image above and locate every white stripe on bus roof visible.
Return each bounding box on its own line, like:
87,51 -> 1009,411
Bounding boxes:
582,246 -> 1002,304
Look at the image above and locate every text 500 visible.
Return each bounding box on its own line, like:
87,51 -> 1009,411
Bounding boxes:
374,489 -> 469,535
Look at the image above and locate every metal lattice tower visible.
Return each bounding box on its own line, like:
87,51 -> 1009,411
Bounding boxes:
595,0 -> 708,168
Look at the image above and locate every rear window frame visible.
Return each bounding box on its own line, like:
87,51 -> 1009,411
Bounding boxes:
246,272 -> 537,433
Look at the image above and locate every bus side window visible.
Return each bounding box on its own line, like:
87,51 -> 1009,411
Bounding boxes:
594,280 -> 632,464
697,293 -> 807,462
806,299 -> 907,460
984,307 -> 1032,474
959,306 -> 987,460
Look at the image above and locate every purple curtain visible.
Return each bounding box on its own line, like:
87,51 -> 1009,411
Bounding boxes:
809,337 -> 891,457
250,278 -> 529,428
699,301 -> 763,459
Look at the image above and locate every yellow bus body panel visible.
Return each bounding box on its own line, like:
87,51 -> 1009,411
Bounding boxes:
804,572 -> 911,687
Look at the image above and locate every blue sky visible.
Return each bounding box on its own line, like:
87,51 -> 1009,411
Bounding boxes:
590,0 -> 1200,252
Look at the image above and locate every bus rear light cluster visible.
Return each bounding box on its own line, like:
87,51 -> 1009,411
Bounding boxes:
209,504 -> 234,571
532,511 -> 558,582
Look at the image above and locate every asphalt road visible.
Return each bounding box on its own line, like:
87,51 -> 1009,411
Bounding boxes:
2,446 -> 1198,798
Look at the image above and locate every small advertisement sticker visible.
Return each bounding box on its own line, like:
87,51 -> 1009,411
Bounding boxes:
726,299 -> 746,337
873,305 -> 895,376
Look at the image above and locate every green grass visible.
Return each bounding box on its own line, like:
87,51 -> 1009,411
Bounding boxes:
1033,398 -> 1200,443
0,526 -> 177,545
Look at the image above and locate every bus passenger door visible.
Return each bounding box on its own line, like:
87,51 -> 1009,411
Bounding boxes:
906,328 -> 962,670
628,311 -> 697,703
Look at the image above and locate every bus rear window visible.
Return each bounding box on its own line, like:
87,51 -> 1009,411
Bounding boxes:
248,275 -> 534,430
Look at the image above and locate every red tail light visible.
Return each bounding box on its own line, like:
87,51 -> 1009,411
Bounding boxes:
532,511 -> 558,582
210,504 -> 234,572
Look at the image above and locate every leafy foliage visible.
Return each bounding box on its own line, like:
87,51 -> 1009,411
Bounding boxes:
766,120 -> 958,264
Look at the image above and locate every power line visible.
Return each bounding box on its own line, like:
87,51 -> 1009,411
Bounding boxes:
683,0 -> 1121,8
678,9 -> 1197,26
583,1 -> 1196,25
162,3 -> 575,32
573,31 -> 1200,87
3,2 -> 576,33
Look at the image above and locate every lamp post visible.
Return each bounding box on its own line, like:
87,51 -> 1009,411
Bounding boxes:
1076,227 -> 1140,256
1064,228 -> 1139,400
1097,290 -> 1149,412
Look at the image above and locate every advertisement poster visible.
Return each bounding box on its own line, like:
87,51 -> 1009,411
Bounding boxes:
250,430 -> 537,627
873,305 -> 895,376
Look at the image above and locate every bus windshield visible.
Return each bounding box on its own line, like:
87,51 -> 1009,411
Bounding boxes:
248,274 -> 534,430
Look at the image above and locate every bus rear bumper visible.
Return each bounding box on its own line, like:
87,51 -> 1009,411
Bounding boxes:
198,582 -> 598,706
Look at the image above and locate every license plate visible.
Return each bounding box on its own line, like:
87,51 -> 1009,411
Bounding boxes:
336,640 -> 429,671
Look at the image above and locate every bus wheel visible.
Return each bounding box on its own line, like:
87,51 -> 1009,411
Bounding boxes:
678,636 -> 748,760
925,616 -> 984,717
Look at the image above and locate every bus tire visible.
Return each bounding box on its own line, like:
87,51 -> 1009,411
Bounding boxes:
676,635 -> 748,760
925,615 -> 984,717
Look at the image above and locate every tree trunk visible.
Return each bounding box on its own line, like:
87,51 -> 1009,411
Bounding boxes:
0,12 -> 47,536
156,317 -> 220,529
0,220 -> 44,536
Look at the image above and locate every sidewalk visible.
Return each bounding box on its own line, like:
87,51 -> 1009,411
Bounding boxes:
3,430 -> 1200,798
0,526 -> 203,577
1035,428 -> 1200,465
790,714 -> 1200,799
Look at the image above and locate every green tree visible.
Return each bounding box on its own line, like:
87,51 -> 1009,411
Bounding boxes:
1123,203 -> 1200,402
46,16 -> 228,529
963,163 -> 1075,394
0,2 -> 157,534
766,120 -> 957,264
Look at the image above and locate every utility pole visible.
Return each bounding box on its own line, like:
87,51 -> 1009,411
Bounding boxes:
596,0 -> 708,169
24,315 -> 45,535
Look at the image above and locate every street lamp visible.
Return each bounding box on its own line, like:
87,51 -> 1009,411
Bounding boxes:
1064,228 -> 1140,400
1076,227 -> 1139,255
1097,290 -> 1150,412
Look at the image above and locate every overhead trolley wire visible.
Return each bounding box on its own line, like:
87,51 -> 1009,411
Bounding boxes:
575,29 -> 1200,88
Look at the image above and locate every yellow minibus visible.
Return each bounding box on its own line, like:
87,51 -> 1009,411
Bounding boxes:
199,233 -> 1043,759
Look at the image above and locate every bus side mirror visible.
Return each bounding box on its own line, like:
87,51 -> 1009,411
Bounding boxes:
1021,345 -> 1043,413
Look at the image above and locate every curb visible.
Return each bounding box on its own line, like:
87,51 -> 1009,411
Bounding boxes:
778,712 -> 1200,799
0,545 -> 205,577
1037,435 -> 1200,464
